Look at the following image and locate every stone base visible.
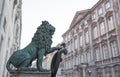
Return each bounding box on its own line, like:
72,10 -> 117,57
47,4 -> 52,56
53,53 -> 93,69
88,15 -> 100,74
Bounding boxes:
10,71 -> 51,77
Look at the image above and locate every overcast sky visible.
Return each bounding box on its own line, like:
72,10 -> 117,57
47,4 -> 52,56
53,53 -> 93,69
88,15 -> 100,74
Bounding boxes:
21,0 -> 99,48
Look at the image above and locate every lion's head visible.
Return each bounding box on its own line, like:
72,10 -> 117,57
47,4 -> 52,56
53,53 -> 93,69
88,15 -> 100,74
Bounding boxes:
32,21 -> 55,51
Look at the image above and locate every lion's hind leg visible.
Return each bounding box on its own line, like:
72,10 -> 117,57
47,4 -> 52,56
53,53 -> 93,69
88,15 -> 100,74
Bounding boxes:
17,58 -> 38,71
17,58 -> 31,71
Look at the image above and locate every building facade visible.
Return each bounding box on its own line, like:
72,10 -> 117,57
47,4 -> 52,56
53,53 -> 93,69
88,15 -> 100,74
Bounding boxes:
0,0 -> 22,77
43,53 -> 55,70
62,0 -> 120,77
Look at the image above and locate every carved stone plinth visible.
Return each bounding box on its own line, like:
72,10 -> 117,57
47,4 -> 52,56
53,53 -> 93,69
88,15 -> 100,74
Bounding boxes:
10,71 -> 51,77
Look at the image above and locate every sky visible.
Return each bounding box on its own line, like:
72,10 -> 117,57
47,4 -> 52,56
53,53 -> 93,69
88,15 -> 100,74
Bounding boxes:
21,0 -> 99,48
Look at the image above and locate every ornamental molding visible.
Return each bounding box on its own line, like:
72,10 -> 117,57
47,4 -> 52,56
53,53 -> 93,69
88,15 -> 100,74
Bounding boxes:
91,22 -> 97,28
105,11 -> 113,18
98,17 -> 104,23
100,39 -> 107,45
108,34 -> 117,42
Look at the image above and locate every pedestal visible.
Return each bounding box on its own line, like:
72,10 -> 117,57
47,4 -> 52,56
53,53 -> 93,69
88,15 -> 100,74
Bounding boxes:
10,71 -> 51,77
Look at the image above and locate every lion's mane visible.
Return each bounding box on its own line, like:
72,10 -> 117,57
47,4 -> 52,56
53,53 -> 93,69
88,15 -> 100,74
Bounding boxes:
32,21 -> 55,52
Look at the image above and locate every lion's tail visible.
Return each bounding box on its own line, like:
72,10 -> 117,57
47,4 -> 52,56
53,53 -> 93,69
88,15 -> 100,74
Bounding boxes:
6,59 -> 12,72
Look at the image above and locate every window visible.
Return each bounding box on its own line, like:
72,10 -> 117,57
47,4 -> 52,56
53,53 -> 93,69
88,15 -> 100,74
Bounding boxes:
70,41 -> 72,51
71,59 -> 73,67
107,16 -> 114,31
79,25 -> 82,29
76,56 -> 79,65
79,35 -> 83,47
85,21 -> 87,25
14,17 -> 20,40
81,55 -> 84,63
71,39 -> 74,51
105,1 -> 110,10
84,21 -> 88,28
95,48 -> 101,61
68,33 -> 70,40
64,35 -> 67,42
98,8 -> 103,15
92,13 -> 96,20
100,22 -> 106,35
85,31 -> 89,44
110,41 -> 119,57
73,57 -> 76,66
93,26 -> 98,39
67,44 -> 71,52
78,55 -> 81,64
68,60 -> 70,69
74,38 -> 78,50
102,45 -> 109,59
84,53 -> 87,62
87,50 -> 91,62
66,60 -> 68,69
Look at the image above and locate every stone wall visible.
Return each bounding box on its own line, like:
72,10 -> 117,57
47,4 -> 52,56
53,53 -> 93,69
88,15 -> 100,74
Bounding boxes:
0,0 -> 22,77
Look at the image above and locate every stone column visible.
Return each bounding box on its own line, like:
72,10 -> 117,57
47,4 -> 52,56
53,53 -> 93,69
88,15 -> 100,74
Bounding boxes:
81,63 -> 88,77
83,67 -> 86,77
103,69 -> 106,77
111,67 -> 115,77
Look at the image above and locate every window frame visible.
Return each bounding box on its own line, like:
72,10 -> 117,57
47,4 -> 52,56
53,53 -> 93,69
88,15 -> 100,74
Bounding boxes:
93,26 -> 98,39
100,21 -> 106,35
85,31 -> 89,44
105,1 -> 111,10
102,45 -> 109,59
95,47 -> 101,61
110,41 -> 119,57
98,7 -> 103,16
92,13 -> 96,20
79,35 -> 83,47
107,16 -> 114,31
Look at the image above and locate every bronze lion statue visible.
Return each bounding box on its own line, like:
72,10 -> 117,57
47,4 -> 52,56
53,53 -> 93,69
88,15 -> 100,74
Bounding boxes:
6,21 -> 60,72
